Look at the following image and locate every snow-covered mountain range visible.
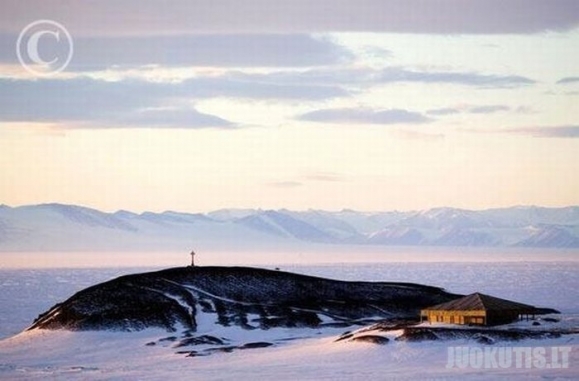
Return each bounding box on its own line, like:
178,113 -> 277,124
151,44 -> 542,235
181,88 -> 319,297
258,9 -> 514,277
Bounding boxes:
0,203 -> 578,251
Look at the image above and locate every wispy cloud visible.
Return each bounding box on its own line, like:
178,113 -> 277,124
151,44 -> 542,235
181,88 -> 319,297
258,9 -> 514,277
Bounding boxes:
427,104 -> 511,116
297,108 -> 432,125
507,126 -> 579,138
269,172 -> 348,189
468,105 -> 510,114
245,67 -> 535,89
556,77 -> 579,84
378,68 -> 534,88
462,124 -> 579,139
426,108 -> 460,116
304,172 -> 346,182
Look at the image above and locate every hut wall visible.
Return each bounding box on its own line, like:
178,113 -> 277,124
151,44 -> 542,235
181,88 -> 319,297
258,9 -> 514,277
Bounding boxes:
422,310 -> 486,325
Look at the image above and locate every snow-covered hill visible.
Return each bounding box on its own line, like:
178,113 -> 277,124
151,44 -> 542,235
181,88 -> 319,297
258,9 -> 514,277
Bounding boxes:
0,203 -> 578,250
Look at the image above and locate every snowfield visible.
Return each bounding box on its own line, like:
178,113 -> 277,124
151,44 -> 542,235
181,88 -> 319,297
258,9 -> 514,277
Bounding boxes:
1,320 -> 577,380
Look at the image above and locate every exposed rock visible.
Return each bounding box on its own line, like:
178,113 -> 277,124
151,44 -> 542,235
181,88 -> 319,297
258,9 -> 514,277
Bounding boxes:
362,318 -> 420,332
350,335 -> 389,345
396,328 -> 440,342
28,266 -> 459,333
174,335 -> 226,347
241,342 -> 274,349
395,327 -> 563,343
176,341 -> 274,357
335,332 -> 354,342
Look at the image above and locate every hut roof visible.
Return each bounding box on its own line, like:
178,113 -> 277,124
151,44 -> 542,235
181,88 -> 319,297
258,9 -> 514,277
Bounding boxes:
423,292 -> 536,312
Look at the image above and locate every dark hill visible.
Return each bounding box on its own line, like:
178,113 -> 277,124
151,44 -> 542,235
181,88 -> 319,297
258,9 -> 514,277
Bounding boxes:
29,266 -> 460,332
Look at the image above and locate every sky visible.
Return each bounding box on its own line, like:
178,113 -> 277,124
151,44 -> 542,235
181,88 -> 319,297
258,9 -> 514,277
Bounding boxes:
0,0 -> 578,213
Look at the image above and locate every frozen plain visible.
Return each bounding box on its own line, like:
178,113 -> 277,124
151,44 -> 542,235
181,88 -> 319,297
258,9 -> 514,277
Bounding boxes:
0,250 -> 578,380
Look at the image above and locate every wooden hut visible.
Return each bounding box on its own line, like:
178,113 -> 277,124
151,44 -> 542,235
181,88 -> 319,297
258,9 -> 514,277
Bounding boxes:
420,292 -> 544,326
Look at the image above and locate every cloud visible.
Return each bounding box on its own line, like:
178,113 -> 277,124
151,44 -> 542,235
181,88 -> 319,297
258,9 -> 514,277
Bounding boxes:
0,78 -> 157,123
378,68 -> 535,88
514,106 -> 535,114
270,172 -> 347,188
556,77 -> 579,84
297,108 -> 432,125
507,126 -> 579,138
0,78 -> 203,127
191,75 -> 349,100
427,105 -> 511,115
114,108 -> 234,129
0,64 -> 531,128
244,67 -> 535,89
0,33 -> 353,69
0,75 -> 348,126
426,108 -> 461,116
468,105 -> 510,114
2,0 -> 577,35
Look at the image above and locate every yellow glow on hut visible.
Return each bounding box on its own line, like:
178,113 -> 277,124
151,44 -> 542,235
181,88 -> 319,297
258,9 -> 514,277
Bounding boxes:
420,292 -> 548,326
